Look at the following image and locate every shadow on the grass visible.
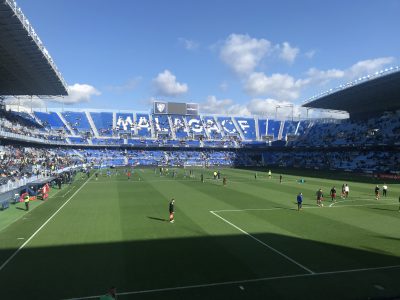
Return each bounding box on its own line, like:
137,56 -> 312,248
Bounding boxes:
370,207 -> 399,212
147,216 -> 167,222
0,233 -> 399,300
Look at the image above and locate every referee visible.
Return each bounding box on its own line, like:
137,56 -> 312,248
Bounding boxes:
169,198 -> 175,223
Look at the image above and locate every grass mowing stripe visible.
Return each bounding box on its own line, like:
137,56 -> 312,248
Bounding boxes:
0,182 -> 76,234
62,264 -> 400,300
213,201 -> 398,213
0,175 -> 93,272
210,210 -> 315,274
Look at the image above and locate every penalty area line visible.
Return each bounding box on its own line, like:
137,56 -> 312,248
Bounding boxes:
328,198 -> 395,207
210,210 -> 315,274
0,174 -> 94,273
62,264 -> 400,300
213,201 -> 398,213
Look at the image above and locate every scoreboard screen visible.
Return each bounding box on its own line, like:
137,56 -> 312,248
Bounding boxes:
153,101 -> 199,115
168,102 -> 187,115
186,103 -> 199,115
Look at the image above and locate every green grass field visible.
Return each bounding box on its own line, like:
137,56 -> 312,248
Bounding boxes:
0,168 -> 399,300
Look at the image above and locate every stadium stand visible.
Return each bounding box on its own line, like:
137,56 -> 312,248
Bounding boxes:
1,0 -> 400,190
136,113 -> 152,138
61,111 -> 92,135
90,112 -> 114,136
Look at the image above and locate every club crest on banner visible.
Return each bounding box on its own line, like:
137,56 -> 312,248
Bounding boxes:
156,102 -> 166,113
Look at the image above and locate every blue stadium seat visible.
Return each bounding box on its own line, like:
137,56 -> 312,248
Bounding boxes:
91,112 -> 113,136
62,111 -> 91,134
136,113 -> 152,138
234,117 -> 256,140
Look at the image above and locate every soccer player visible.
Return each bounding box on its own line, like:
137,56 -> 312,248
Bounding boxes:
375,185 -> 380,200
279,174 -> 282,184
169,198 -> 175,223
95,172 -> 98,180
382,184 -> 388,197
24,194 -> 30,211
223,176 -> 227,186
330,186 -> 336,202
268,170 -> 272,179
344,184 -> 349,198
316,188 -> 324,207
254,172 -> 257,180
341,183 -> 346,199
201,173 -> 204,183
297,192 -> 303,211
127,170 -> 131,180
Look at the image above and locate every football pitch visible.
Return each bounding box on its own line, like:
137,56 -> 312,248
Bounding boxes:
0,168 -> 399,299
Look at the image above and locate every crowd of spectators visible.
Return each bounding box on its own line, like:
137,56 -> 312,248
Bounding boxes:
0,145 -> 82,188
78,148 -> 257,167
0,110 -> 65,142
290,111 -> 400,147
263,150 -> 400,173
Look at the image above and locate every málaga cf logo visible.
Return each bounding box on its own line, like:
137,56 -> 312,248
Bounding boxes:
156,103 -> 166,113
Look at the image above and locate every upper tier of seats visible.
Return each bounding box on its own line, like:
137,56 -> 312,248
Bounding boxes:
6,109 -> 399,148
289,111 -> 400,147
33,110 -> 310,142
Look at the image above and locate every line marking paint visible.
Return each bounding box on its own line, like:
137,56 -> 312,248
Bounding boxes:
213,201 -> 398,213
62,264 -> 400,300
210,210 -> 315,274
0,175 -> 93,272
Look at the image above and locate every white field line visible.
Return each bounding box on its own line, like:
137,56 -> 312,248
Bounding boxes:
210,211 -> 315,274
86,179 -> 198,184
62,264 -> 400,300
0,175 -> 94,272
327,197 -> 394,207
0,184 -> 76,234
213,201 -> 398,213
60,185 -> 76,198
50,188 -> 63,197
53,186 -> 77,198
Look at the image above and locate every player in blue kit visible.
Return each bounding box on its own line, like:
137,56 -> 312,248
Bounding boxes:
297,192 -> 303,211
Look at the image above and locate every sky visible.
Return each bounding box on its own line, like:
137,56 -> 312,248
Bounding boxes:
11,0 -> 400,118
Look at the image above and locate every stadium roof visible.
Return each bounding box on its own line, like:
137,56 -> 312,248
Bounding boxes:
302,67 -> 400,119
0,0 -> 68,96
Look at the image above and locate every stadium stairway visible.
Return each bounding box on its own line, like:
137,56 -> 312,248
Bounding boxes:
168,115 -> 177,139
148,114 -> 156,138
73,149 -> 85,158
255,117 -> 260,140
214,116 -> 225,138
132,113 -> 138,136
85,111 -> 99,137
57,112 -> 75,135
231,117 -> 245,140
182,116 -> 190,137
200,116 -> 211,139
112,112 -> 116,133
31,112 -> 45,128
278,121 -> 284,140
